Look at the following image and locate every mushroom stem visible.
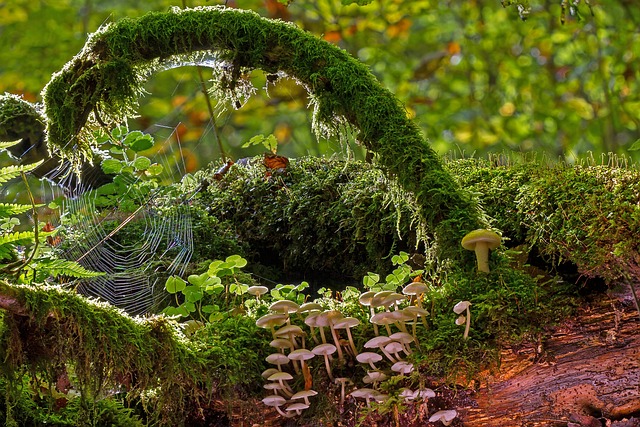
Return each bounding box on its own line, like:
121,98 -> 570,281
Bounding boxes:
329,326 -> 344,361
322,354 -> 334,381
464,306 -> 471,339
474,241 -> 491,273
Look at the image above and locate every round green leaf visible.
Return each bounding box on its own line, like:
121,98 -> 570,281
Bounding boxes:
101,159 -> 123,175
130,134 -> 154,152
165,275 -> 186,294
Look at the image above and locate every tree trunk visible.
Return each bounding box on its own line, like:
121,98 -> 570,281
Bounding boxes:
463,287 -> 640,426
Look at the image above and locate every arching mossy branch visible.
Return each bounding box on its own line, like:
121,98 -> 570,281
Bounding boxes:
42,5 -> 485,266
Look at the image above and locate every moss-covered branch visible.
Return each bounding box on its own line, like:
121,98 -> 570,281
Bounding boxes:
42,5 -> 484,267
0,280 -> 265,424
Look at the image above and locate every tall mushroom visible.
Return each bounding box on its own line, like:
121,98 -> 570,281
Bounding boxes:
312,343 -> 337,381
332,317 -> 360,356
461,229 -> 501,273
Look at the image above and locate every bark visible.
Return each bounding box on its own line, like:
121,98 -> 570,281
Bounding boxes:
463,288 -> 640,426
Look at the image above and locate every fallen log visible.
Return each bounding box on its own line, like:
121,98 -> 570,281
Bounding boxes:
463,287 -> 640,426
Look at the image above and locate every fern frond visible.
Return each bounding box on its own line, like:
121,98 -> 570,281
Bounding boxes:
0,203 -> 34,217
0,230 -> 35,247
0,244 -> 15,261
35,258 -> 104,279
0,140 -> 21,150
0,160 -> 44,184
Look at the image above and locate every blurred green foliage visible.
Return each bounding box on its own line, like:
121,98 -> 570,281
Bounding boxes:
1,0 -> 639,171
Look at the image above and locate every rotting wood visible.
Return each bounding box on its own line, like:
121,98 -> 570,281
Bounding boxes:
463,289 -> 640,426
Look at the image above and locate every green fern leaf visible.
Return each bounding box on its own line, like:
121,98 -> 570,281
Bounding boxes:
0,140 -> 21,150
0,230 -> 35,247
35,258 -> 104,279
0,203 -> 34,217
0,244 -> 15,261
0,160 -> 44,184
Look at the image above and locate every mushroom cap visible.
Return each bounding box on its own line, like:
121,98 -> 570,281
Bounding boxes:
291,390 -> 318,401
380,292 -> 407,307
268,371 -> 294,382
297,302 -> 323,313
312,343 -> 337,356
403,306 -> 428,317
356,352 -> 383,364
391,361 -> 414,374
399,388 -> 415,400
429,409 -> 458,425
349,388 -> 377,399
262,394 -> 287,407
384,341 -> 404,354
364,336 -> 392,348
286,402 -> 309,413
263,382 -> 286,391
403,282 -> 428,296
269,300 -> 300,314
370,291 -> 394,307
247,285 -> 269,296
274,324 -> 306,338
333,317 -> 360,329
363,371 -> 388,383
455,315 -> 466,325
415,388 -> 436,399
314,310 -> 343,327
358,290 -> 377,306
288,348 -> 315,361
461,229 -> 501,250
266,353 -> 290,365
270,338 -> 293,350
262,368 -> 280,379
256,313 -> 288,329
370,311 -> 397,325
453,300 -> 471,314
389,331 -> 414,344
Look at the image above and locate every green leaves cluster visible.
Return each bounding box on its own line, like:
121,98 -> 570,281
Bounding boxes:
98,126 -> 162,177
163,255 -> 251,322
241,133 -> 279,154
362,251 -> 423,292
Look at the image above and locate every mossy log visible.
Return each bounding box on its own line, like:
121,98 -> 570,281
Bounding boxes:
40,5 -> 483,266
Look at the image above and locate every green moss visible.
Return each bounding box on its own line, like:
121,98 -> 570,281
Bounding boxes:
0,280 -> 268,426
447,158 -> 640,284
195,156 -> 423,280
41,6 -> 484,267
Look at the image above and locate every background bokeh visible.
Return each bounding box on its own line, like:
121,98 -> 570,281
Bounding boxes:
1,0 -> 639,176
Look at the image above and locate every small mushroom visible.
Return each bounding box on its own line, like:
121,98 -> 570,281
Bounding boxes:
414,388 -> 436,400
267,371 -> 295,395
363,370 -> 388,386
269,300 -> 300,324
461,229 -> 501,273
262,367 -> 280,379
275,324 -> 306,349
384,341 -> 405,361
332,317 -> 360,356
356,352 -> 383,371
334,377 -> 353,406
364,336 -> 396,363
266,353 -> 290,371
391,360 -> 414,375
429,409 -> 458,426
290,389 -> 318,406
370,311 -> 396,336
288,348 -> 315,386
359,291 -> 379,335
453,301 -> 472,340
262,394 -> 291,417
256,313 -> 288,339
402,305 -> 429,344
270,337 -> 294,354
349,388 -> 377,407
286,402 -> 309,416
312,343 -> 337,381
247,285 -> 268,300
389,331 -> 414,356
402,282 -> 428,308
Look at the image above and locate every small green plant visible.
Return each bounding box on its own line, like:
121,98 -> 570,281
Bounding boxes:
241,133 -> 279,154
163,254 -> 252,322
362,251 -> 423,292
